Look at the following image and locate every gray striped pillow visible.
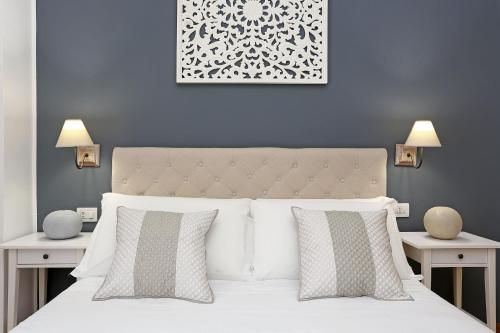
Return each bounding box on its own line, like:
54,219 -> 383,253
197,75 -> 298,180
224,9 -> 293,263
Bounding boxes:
292,207 -> 411,301
93,207 -> 218,303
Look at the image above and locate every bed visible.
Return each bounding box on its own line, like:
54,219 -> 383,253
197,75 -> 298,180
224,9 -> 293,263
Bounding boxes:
12,148 -> 491,332
13,278 -> 488,333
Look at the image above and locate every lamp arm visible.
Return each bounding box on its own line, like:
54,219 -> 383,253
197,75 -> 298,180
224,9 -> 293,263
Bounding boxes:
408,147 -> 424,169
75,148 -> 89,169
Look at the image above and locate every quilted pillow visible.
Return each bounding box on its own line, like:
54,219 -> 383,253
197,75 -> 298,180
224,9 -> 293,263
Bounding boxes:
292,207 -> 411,301
93,207 -> 217,303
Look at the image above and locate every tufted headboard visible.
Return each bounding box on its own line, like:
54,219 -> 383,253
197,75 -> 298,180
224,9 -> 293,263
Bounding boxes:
112,147 -> 387,199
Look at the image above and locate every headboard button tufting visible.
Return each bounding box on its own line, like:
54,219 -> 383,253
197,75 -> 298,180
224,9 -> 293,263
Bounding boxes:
111,148 -> 388,199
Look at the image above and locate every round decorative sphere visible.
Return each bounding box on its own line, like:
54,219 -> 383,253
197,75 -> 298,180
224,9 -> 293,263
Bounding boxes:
43,210 -> 82,240
424,206 -> 463,240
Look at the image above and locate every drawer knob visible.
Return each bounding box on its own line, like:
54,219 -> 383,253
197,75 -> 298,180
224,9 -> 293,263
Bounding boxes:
42,254 -> 49,260
458,253 -> 464,259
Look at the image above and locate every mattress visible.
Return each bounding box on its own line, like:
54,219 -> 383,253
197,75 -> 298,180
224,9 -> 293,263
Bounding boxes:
13,278 -> 489,333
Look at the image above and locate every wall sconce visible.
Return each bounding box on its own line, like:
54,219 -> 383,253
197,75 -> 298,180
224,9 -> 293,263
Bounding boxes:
55,119 -> 100,169
395,120 -> 441,169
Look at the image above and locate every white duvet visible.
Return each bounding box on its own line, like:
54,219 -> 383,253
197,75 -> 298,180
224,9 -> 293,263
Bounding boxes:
13,278 -> 489,333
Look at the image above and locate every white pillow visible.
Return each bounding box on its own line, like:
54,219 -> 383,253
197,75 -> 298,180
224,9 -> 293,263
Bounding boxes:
71,193 -> 252,280
251,197 -> 415,280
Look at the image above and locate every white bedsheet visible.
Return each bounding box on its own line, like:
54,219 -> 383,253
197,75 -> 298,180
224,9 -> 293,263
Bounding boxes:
13,278 -> 489,333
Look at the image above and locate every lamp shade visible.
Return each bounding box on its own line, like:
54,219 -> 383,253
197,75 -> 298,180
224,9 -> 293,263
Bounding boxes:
55,119 -> 94,147
405,120 -> 442,147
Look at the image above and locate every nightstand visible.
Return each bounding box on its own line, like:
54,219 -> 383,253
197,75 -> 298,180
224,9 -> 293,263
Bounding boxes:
1,232 -> 91,331
401,231 -> 500,331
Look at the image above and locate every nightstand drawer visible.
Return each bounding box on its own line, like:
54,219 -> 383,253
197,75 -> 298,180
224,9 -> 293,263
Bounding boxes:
17,249 -> 82,265
432,248 -> 488,265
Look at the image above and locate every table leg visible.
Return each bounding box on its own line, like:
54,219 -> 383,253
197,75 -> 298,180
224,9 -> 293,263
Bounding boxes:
421,249 -> 432,288
0,250 -> 5,333
32,269 -> 38,312
7,250 -> 18,331
38,268 -> 47,308
453,267 -> 463,308
485,249 -> 496,331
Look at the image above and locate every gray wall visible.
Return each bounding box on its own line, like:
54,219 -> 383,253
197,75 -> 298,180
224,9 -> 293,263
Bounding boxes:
37,0 -> 500,320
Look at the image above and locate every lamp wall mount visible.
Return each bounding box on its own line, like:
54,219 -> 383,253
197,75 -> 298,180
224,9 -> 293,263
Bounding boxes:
395,144 -> 417,167
75,144 -> 100,169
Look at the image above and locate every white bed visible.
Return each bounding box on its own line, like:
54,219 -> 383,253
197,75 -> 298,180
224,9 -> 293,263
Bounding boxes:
12,148 -> 491,332
13,278 -> 489,333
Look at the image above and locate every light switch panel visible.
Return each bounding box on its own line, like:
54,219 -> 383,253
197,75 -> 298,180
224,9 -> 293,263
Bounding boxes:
395,203 -> 410,218
77,207 -> 98,222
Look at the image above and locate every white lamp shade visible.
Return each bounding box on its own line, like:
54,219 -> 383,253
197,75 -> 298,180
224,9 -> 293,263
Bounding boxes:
405,120 -> 442,147
55,119 -> 94,147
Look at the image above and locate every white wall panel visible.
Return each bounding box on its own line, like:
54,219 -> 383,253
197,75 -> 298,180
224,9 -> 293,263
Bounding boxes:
0,0 -> 37,330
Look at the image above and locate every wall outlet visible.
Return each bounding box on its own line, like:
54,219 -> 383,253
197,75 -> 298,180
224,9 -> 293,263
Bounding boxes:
77,207 -> 98,222
395,203 -> 410,218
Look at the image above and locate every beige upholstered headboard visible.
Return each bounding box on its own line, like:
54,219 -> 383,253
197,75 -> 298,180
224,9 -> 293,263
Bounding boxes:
112,147 -> 387,199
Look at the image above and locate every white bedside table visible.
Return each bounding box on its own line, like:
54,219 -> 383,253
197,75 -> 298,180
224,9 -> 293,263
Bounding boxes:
1,232 -> 91,331
401,231 -> 500,331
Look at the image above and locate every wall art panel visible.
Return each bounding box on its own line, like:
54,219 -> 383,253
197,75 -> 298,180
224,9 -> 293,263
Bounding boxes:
177,0 -> 328,84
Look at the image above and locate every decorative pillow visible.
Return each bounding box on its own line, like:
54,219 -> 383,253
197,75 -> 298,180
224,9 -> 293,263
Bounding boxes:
72,193 -> 252,280
251,198 -> 415,280
292,207 -> 411,301
93,207 -> 217,303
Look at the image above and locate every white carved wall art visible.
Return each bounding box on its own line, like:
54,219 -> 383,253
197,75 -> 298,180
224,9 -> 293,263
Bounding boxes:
176,0 -> 328,84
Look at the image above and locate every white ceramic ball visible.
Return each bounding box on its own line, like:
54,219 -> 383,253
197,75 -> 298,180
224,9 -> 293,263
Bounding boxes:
424,206 -> 463,240
43,210 -> 82,240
